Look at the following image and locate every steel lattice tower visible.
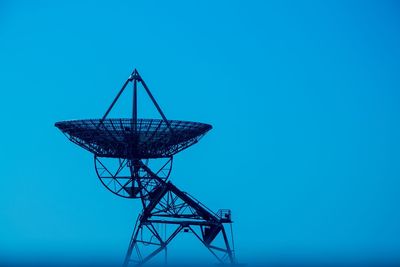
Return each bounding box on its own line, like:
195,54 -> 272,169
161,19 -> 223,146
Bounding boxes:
55,69 -> 236,266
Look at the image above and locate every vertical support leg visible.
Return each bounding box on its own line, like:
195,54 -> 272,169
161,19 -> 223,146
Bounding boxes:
164,244 -> 167,265
221,226 -> 235,263
124,217 -> 142,267
189,224 -> 235,264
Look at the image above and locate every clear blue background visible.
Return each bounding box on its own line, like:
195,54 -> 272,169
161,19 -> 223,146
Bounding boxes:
1,0 -> 400,265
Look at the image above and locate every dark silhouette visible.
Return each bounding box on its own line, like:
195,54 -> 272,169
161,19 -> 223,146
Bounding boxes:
55,69 -> 236,266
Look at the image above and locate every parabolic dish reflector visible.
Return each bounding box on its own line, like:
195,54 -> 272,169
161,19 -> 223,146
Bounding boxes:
55,118 -> 212,159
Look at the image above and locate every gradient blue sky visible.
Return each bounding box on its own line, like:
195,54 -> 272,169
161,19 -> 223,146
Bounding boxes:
1,0 -> 400,265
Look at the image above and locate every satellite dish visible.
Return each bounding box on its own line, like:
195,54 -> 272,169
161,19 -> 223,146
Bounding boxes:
55,69 -> 236,266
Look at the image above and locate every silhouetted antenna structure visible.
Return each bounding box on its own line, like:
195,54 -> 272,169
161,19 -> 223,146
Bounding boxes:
55,69 -> 236,266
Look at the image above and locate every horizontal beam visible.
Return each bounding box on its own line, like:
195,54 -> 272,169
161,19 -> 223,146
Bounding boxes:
147,219 -> 220,226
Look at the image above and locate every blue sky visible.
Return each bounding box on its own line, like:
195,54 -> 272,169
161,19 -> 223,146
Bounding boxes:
1,0 -> 400,265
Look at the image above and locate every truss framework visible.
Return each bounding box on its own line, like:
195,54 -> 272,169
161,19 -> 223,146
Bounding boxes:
92,156 -> 235,266
124,177 -> 235,266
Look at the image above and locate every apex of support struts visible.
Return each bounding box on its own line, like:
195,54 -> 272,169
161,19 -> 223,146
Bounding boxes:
128,68 -> 142,82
